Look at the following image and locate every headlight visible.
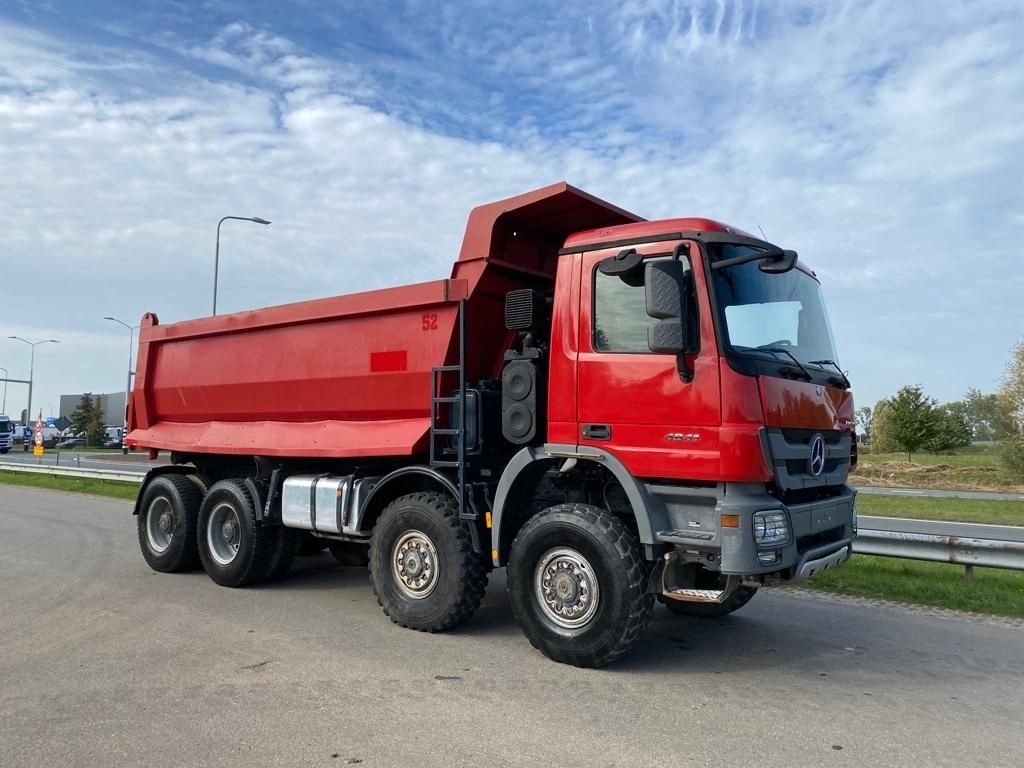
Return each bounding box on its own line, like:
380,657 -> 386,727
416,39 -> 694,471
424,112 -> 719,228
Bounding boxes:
753,510 -> 790,546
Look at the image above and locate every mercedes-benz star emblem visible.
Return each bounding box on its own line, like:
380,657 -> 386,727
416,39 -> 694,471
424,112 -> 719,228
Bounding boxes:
808,433 -> 826,477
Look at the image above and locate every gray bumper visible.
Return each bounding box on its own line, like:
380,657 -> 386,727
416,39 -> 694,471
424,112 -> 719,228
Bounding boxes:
648,482 -> 857,582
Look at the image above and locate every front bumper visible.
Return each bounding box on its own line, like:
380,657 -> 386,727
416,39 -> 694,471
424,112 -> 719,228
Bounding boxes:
650,482 -> 857,583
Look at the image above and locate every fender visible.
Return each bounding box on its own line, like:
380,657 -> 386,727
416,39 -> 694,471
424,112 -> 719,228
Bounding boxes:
131,465 -> 200,516
490,443 -> 669,566
352,465 -> 458,534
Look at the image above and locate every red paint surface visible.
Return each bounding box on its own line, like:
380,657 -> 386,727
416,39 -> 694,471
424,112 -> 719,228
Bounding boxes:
370,350 -> 408,373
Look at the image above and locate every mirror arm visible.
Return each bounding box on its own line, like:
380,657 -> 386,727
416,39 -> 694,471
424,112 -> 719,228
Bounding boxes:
676,353 -> 694,383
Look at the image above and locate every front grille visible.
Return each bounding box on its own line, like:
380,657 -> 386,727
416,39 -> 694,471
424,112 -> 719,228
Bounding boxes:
785,458 -> 844,476
797,526 -> 844,553
771,485 -> 846,506
780,428 -> 844,445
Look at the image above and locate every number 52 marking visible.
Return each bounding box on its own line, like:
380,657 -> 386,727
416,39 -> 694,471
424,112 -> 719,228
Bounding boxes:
422,313 -> 438,331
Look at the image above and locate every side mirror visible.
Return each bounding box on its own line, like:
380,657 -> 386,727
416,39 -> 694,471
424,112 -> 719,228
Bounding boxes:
646,260 -> 686,354
649,319 -> 684,354
759,249 -> 798,273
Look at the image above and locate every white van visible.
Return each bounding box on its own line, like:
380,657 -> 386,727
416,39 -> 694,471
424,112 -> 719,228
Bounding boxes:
0,415 -> 13,454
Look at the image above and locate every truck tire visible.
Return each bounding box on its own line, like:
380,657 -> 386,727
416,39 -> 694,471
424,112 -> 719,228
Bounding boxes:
369,492 -> 488,632
507,504 -> 654,668
137,474 -> 202,573
264,526 -> 302,582
660,586 -> 758,618
328,541 -> 370,567
197,480 -> 275,587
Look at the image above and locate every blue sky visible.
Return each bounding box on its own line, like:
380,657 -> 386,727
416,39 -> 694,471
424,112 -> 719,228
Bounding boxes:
1,0 -> 1022,422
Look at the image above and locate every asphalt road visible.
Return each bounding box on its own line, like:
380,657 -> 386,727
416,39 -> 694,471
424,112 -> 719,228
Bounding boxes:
2,486 -> 1023,767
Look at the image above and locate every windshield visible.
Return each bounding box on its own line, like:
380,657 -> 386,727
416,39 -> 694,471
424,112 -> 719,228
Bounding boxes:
711,244 -> 840,368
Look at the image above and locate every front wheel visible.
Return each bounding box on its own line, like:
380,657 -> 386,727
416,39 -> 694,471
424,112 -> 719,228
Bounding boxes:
507,504 -> 654,668
369,492 -> 488,632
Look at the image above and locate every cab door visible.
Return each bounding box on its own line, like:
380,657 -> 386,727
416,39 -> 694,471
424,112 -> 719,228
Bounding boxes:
575,244 -> 722,481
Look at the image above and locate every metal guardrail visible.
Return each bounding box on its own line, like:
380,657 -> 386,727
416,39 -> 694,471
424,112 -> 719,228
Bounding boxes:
2,463 -> 1022,572
0,461 -> 143,484
856,516 -> 1024,572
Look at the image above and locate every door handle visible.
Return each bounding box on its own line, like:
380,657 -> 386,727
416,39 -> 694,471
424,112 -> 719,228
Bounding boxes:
582,424 -> 611,440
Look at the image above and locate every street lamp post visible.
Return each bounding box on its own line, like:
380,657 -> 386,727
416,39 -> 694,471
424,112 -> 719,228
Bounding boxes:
7,337 -> 59,449
0,366 -> 7,413
213,215 -> 271,316
104,316 -> 139,454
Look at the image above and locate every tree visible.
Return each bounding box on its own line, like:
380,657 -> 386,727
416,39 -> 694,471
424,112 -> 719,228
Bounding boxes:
999,340 -> 1024,475
70,393 -> 107,448
923,403 -> 972,453
870,399 -> 898,453
962,388 -> 1002,441
887,385 -> 938,461
999,340 -> 1024,429
856,406 -> 873,440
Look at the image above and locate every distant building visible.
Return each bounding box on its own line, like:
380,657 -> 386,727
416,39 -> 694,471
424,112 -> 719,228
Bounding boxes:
58,392 -> 127,426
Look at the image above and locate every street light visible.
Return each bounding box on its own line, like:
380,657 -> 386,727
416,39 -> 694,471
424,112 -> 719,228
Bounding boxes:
0,366 -> 7,413
213,215 -> 271,316
7,336 -> 59,449
104,316 -> 139,453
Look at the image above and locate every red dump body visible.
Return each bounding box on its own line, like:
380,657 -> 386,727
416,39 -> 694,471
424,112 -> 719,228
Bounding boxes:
126,183 -> 641,457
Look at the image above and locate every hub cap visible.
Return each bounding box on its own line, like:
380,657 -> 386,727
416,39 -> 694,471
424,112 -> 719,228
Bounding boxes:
534,547 -> 600,629
146,497 -> 174,554
207,502 -> 242,566
392,530 -> 438,599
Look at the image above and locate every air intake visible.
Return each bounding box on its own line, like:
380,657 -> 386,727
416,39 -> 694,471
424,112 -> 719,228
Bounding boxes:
505,289 -> 547,332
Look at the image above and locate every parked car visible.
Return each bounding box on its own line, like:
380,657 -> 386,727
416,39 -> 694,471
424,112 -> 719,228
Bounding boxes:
58,434 -> 87,449
103,426 -> 123,449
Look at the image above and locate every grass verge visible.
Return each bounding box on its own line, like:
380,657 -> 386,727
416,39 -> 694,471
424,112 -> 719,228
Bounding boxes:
799,555 -> 1024,619
858,494 -> 1024,526
853,445 -> 1024,492
0,470 -> 139,501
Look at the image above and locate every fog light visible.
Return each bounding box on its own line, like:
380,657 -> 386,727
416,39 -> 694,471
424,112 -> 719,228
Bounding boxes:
757,550 -> 781,565
753,510 -> 790,546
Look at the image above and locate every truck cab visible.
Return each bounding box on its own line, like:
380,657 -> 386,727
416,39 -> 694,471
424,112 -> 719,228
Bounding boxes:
0,415 -> 13,454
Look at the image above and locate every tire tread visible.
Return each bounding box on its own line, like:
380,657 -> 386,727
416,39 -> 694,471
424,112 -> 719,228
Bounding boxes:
369,492 -> 489,633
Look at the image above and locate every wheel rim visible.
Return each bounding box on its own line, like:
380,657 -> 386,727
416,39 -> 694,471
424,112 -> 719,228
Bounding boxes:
391,530 -> 439,599
534,547 -> 601,630
207,501 -> 242,566
146,497 -> 174,554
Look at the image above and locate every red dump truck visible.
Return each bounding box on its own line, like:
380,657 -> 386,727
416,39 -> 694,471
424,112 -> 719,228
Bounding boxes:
127,182 -> 857,667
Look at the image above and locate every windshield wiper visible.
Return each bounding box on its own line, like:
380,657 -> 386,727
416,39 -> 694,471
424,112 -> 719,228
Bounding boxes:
809,359 -> 851,389
734,345 -> 813,382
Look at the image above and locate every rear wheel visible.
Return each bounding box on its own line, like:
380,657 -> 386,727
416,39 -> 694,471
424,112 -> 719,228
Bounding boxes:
369,492 -> 488,632
137,474 -> 203,573
507,504 -> 654,668
197,480 -> 274,587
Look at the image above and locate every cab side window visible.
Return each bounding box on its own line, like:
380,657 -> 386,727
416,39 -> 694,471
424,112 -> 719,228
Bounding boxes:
593,257 -> 692,353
